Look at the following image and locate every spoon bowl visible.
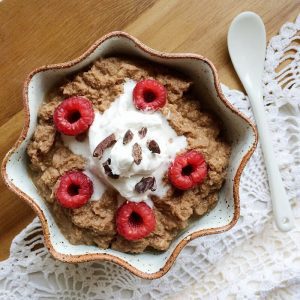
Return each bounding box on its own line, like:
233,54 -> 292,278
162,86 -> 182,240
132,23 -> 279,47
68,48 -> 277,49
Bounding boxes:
228,12 -> 266,96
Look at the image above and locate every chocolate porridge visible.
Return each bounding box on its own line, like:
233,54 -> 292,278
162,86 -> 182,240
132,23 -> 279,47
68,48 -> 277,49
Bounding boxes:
27,57 -> 231,253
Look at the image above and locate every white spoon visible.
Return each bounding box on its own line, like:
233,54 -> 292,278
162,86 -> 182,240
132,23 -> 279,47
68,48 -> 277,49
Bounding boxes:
228,12 -> 295,231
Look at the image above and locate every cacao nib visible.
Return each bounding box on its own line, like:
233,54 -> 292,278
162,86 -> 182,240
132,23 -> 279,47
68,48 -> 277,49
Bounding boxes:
93,133 -> 116,159
138,127 -> 147,139
132,143 -> 142,165
147,140 -> 160,154
135,177 -> 156,193
102,158 -> 119,179
123,130 -> 134,145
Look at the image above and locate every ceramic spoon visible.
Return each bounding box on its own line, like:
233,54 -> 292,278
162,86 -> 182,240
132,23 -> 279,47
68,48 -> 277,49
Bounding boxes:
227,12 -> 295,231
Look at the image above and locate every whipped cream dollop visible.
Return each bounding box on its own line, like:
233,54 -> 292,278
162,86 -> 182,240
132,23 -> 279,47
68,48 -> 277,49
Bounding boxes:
63,79 -> 187,204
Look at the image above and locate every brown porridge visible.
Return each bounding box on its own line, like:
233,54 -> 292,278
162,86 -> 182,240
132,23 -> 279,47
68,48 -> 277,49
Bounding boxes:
27,57 -> 231,253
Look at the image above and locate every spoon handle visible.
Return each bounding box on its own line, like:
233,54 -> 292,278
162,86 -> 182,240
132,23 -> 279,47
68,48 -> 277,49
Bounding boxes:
248,90 -> 295,231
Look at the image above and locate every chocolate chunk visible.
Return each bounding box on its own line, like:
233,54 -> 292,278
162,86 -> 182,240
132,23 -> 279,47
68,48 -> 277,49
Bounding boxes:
135,177 -> 156,193
93,133 -> 116,159
102,159 -> 119,179
147,140 -> 160,154
138,127 -> 147,139
123,130 -> 133,145
132,143 -> 142,165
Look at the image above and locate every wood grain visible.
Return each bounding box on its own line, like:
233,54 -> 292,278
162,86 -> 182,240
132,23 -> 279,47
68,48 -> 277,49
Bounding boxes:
0,0 -> 298,260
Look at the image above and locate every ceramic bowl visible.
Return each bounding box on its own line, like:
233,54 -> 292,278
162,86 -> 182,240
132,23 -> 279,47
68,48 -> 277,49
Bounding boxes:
2,31 -> 257,279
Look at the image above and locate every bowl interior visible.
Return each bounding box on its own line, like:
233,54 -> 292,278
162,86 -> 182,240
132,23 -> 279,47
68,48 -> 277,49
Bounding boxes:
5,34 -> 255,275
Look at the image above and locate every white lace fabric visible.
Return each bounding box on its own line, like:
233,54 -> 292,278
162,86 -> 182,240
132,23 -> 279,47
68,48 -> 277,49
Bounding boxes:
1,16 -> 299,300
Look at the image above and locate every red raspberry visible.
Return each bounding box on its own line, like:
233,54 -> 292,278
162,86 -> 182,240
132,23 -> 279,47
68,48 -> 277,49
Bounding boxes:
133,79 -> 167,111
53,96 -> 94,136
168,150 -> 207,190
55,171 -> 93,209
116,201 -> 156,240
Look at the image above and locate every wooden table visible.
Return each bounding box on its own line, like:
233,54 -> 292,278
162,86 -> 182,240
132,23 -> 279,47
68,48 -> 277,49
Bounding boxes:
0,0 -> 298,261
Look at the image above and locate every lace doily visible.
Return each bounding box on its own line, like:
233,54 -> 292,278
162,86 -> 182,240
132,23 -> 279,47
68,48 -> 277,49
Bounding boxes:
0,15 -> 299,300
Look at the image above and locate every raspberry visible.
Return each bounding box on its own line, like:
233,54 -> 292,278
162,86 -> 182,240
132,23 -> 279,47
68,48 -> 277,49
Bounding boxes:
55,171 -> 93,209
53,96 -> 94,136
133,79 -> 167,111
116,202 -> 156,240
168,150 -> 207,190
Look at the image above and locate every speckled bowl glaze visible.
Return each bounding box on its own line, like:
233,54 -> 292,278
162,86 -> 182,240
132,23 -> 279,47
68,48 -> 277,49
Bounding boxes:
2,31 -> 257,279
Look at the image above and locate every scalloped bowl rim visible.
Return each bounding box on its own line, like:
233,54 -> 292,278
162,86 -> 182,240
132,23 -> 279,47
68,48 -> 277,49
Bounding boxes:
1,31 -> 257,279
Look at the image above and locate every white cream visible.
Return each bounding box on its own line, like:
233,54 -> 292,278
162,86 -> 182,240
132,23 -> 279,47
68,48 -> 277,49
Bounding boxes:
63,79 -> 187,203
83,169 -> 106,201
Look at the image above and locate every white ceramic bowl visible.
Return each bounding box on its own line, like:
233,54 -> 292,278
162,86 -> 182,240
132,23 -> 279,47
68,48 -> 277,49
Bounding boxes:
2,32 -> 257,279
